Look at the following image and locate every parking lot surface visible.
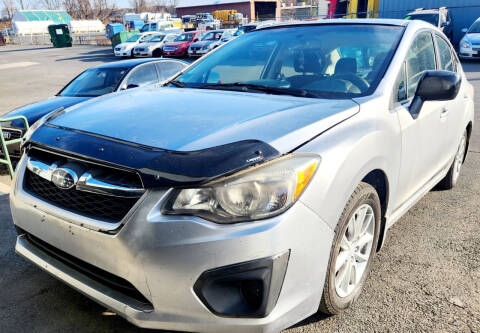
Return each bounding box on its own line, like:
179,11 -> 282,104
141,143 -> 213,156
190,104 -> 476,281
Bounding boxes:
0,46 -> 479,332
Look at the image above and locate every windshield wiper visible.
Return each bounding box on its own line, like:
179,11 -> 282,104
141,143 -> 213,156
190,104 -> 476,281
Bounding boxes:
196,82 -> 321,98
169,80 -> 189,88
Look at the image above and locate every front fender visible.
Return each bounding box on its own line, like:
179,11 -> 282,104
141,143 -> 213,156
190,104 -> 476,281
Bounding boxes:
296,103 -> 401,232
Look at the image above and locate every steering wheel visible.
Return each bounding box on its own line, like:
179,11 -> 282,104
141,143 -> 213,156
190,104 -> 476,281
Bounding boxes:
333,73 -> 370,92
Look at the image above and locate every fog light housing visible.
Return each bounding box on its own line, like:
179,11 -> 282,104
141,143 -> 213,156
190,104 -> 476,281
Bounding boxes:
193,251 -> 290,318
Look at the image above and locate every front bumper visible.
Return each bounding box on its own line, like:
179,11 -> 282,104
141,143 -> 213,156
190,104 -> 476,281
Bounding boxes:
163,48 -> 187,57
114,50 -> 130,57
133,50 -> 151,57
459,46 -> 480,59
188,49 -> 208,57
10,156 -> 333,333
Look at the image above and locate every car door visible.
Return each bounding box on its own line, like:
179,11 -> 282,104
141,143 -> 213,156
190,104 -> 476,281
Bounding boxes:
120,63 -> 159,89
392,31 -> 450,209
434,34 -> 465,160
154,60 -> 188,82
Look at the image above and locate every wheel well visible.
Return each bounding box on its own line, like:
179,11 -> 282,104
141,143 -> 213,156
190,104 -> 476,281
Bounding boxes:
362,169 -> 389,252
465,122 -> 473,162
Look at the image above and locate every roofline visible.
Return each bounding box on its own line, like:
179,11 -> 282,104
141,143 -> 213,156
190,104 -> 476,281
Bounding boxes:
254,19 -> 409,32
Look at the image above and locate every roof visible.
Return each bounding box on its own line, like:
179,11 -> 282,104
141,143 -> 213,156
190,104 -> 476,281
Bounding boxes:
93,58 -> 188,69
13,10 -> 72,24
176,0 -> 249,8
255,18 -> 410,31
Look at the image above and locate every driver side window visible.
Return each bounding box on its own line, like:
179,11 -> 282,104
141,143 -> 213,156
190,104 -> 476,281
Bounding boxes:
126,64 -> 158,88
406,31 -> 436,98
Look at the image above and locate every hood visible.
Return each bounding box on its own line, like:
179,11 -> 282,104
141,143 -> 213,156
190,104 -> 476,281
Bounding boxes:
117,42 -> 136,49
465,33 -> 480,43
3,96 -> 90,127
166,41 -> 190,47
46,87 -> 359,153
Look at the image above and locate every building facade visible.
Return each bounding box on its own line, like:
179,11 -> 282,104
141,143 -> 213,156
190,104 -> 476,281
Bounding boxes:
378,0 -> 480,45
176,0 -> 281,22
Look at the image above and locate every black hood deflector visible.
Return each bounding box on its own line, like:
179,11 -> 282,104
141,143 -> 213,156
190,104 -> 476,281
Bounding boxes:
27,124 -> 280,188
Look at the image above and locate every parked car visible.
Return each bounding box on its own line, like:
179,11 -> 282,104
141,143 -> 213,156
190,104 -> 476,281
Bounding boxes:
162,30 -> 206,57
140,21 -> 183,35
133,33 -> 179,57
459,17 -> 480,59
11,19 -> 473,333
232,20 -> 277,37
1,59 -> 188,162
114,32 -> 161,57
405,7 -> 453,41
188,29 -> 224,57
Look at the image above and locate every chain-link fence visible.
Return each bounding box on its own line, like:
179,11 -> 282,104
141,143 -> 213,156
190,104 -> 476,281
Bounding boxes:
3,31 -> 110,46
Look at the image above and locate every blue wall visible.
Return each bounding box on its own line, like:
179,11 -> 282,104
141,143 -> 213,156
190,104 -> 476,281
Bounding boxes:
378,0 -> 480,45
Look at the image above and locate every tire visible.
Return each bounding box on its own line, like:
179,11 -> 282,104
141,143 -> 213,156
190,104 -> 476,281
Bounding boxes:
437,129 -> 468,190
152,49 -> 162,58
319,182 -> 381,315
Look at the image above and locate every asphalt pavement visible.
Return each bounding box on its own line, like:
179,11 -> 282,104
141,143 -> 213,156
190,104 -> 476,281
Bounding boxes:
0,46 -> 479,333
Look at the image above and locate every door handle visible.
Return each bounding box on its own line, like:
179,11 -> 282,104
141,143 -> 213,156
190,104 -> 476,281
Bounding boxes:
440,108 -> 449,118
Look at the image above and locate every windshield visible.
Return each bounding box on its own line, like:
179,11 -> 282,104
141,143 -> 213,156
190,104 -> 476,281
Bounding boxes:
149,34 -> 165,42
202,31 -> 222,41
139,34 -> 156,42
469,20 -> 480,33
406,13 -> 439,26
126,34 -> 141,42
173,25 -> 403,99
60,68 -> 127,97
175,33 -> 194,42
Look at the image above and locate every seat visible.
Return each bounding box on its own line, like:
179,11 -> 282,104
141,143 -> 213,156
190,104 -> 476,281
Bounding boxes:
287,50 -> 323,88
332,57 -> 369,92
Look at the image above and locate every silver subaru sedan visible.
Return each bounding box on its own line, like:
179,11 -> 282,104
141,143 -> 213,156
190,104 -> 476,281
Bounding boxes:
10,19 -> 474,333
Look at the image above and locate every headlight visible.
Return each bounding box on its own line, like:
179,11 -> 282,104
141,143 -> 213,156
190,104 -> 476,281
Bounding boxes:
202,45 -> 210,50
461,40 -> 471,49
162,154 -> 320,223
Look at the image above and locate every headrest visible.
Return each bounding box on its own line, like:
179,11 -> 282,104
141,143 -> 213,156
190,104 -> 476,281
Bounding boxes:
335,57 -> 357,75
294,50 -> 322,74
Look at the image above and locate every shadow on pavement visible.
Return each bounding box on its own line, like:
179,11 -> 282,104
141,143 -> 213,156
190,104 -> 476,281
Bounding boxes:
56,48 -> 117,63
0,46 -> 53,53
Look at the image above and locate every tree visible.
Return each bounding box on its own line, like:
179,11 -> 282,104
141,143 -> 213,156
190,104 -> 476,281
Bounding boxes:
129,0 -> 150,13
1,0 -> 16,20
41,0 -> 62,10
63,0 -> 116,22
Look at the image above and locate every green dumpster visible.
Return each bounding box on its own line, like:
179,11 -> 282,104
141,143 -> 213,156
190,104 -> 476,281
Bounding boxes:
110,30 -> 140,50
48,24 -> 72,48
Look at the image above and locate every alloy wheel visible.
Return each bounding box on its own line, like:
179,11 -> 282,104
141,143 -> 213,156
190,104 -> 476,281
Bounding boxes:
334,204 -> 375,298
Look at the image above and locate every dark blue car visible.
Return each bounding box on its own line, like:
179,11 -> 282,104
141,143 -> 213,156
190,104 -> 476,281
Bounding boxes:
1,58 -> 188,160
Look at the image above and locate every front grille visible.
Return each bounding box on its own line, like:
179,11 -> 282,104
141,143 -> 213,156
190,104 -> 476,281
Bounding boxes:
25,232 -> 153,310
24,148 -> 143,223
191,47 -> 200,51
25,170 -> 138,222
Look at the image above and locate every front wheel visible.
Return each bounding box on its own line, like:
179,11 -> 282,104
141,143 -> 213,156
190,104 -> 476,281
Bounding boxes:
152,49 -> 162,58
438,129 -> 468,190
319,182 -> 381,315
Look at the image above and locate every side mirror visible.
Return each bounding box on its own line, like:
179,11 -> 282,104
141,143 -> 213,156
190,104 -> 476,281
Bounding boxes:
410,70 -> 461,119
193,38 -> 199,42
462,28 -> 468,33
126,84 -> 139,89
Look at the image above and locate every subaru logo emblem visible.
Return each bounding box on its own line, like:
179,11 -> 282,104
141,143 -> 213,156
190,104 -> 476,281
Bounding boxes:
2,131 -> 11,140
51,168 -> 78,190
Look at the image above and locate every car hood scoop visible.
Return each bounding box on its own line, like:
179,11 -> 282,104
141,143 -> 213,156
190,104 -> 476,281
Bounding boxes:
28,87 -> 358,187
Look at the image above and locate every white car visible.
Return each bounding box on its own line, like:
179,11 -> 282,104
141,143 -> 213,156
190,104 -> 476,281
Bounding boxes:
133,33 -> 179,57
113,32 -> 162,58
459,17 -> 480,59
